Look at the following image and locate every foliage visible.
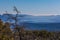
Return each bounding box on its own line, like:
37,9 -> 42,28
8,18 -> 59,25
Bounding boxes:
0,19 -> 60,40
0,6 -> 60,40
0,19 -> 13,40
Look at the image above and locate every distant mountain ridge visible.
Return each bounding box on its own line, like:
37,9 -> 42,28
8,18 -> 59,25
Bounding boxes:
0,14 -> 60,23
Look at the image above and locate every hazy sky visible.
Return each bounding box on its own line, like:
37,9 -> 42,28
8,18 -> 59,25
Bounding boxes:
0,0 -> 60,16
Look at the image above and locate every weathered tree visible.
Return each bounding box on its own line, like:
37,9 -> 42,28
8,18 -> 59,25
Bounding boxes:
4,6 -> 25,40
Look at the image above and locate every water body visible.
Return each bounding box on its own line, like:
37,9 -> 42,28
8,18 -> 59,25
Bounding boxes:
0,14 -> 60,32
24,23 -> 60,32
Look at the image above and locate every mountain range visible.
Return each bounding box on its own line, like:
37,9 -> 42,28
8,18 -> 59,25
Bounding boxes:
0,14 -> 60,23
0,14 -> 60,31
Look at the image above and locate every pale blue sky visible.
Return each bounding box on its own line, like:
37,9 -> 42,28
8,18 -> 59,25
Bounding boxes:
0,0 -> 60,16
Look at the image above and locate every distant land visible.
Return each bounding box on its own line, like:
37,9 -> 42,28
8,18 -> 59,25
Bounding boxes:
0,14 -> 60,23
0,14 -> 60,31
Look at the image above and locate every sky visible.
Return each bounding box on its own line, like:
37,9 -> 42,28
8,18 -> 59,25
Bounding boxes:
0,0 -> 60,16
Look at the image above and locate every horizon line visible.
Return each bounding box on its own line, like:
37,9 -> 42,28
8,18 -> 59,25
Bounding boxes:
0,13 -> 60,16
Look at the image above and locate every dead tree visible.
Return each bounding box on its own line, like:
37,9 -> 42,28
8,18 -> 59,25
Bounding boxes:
13,6 -> 22,40
4,6 -> 24,40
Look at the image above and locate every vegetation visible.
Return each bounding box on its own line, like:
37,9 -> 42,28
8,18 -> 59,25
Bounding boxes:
0,7 -> 60,40
0,19 -> 60,40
